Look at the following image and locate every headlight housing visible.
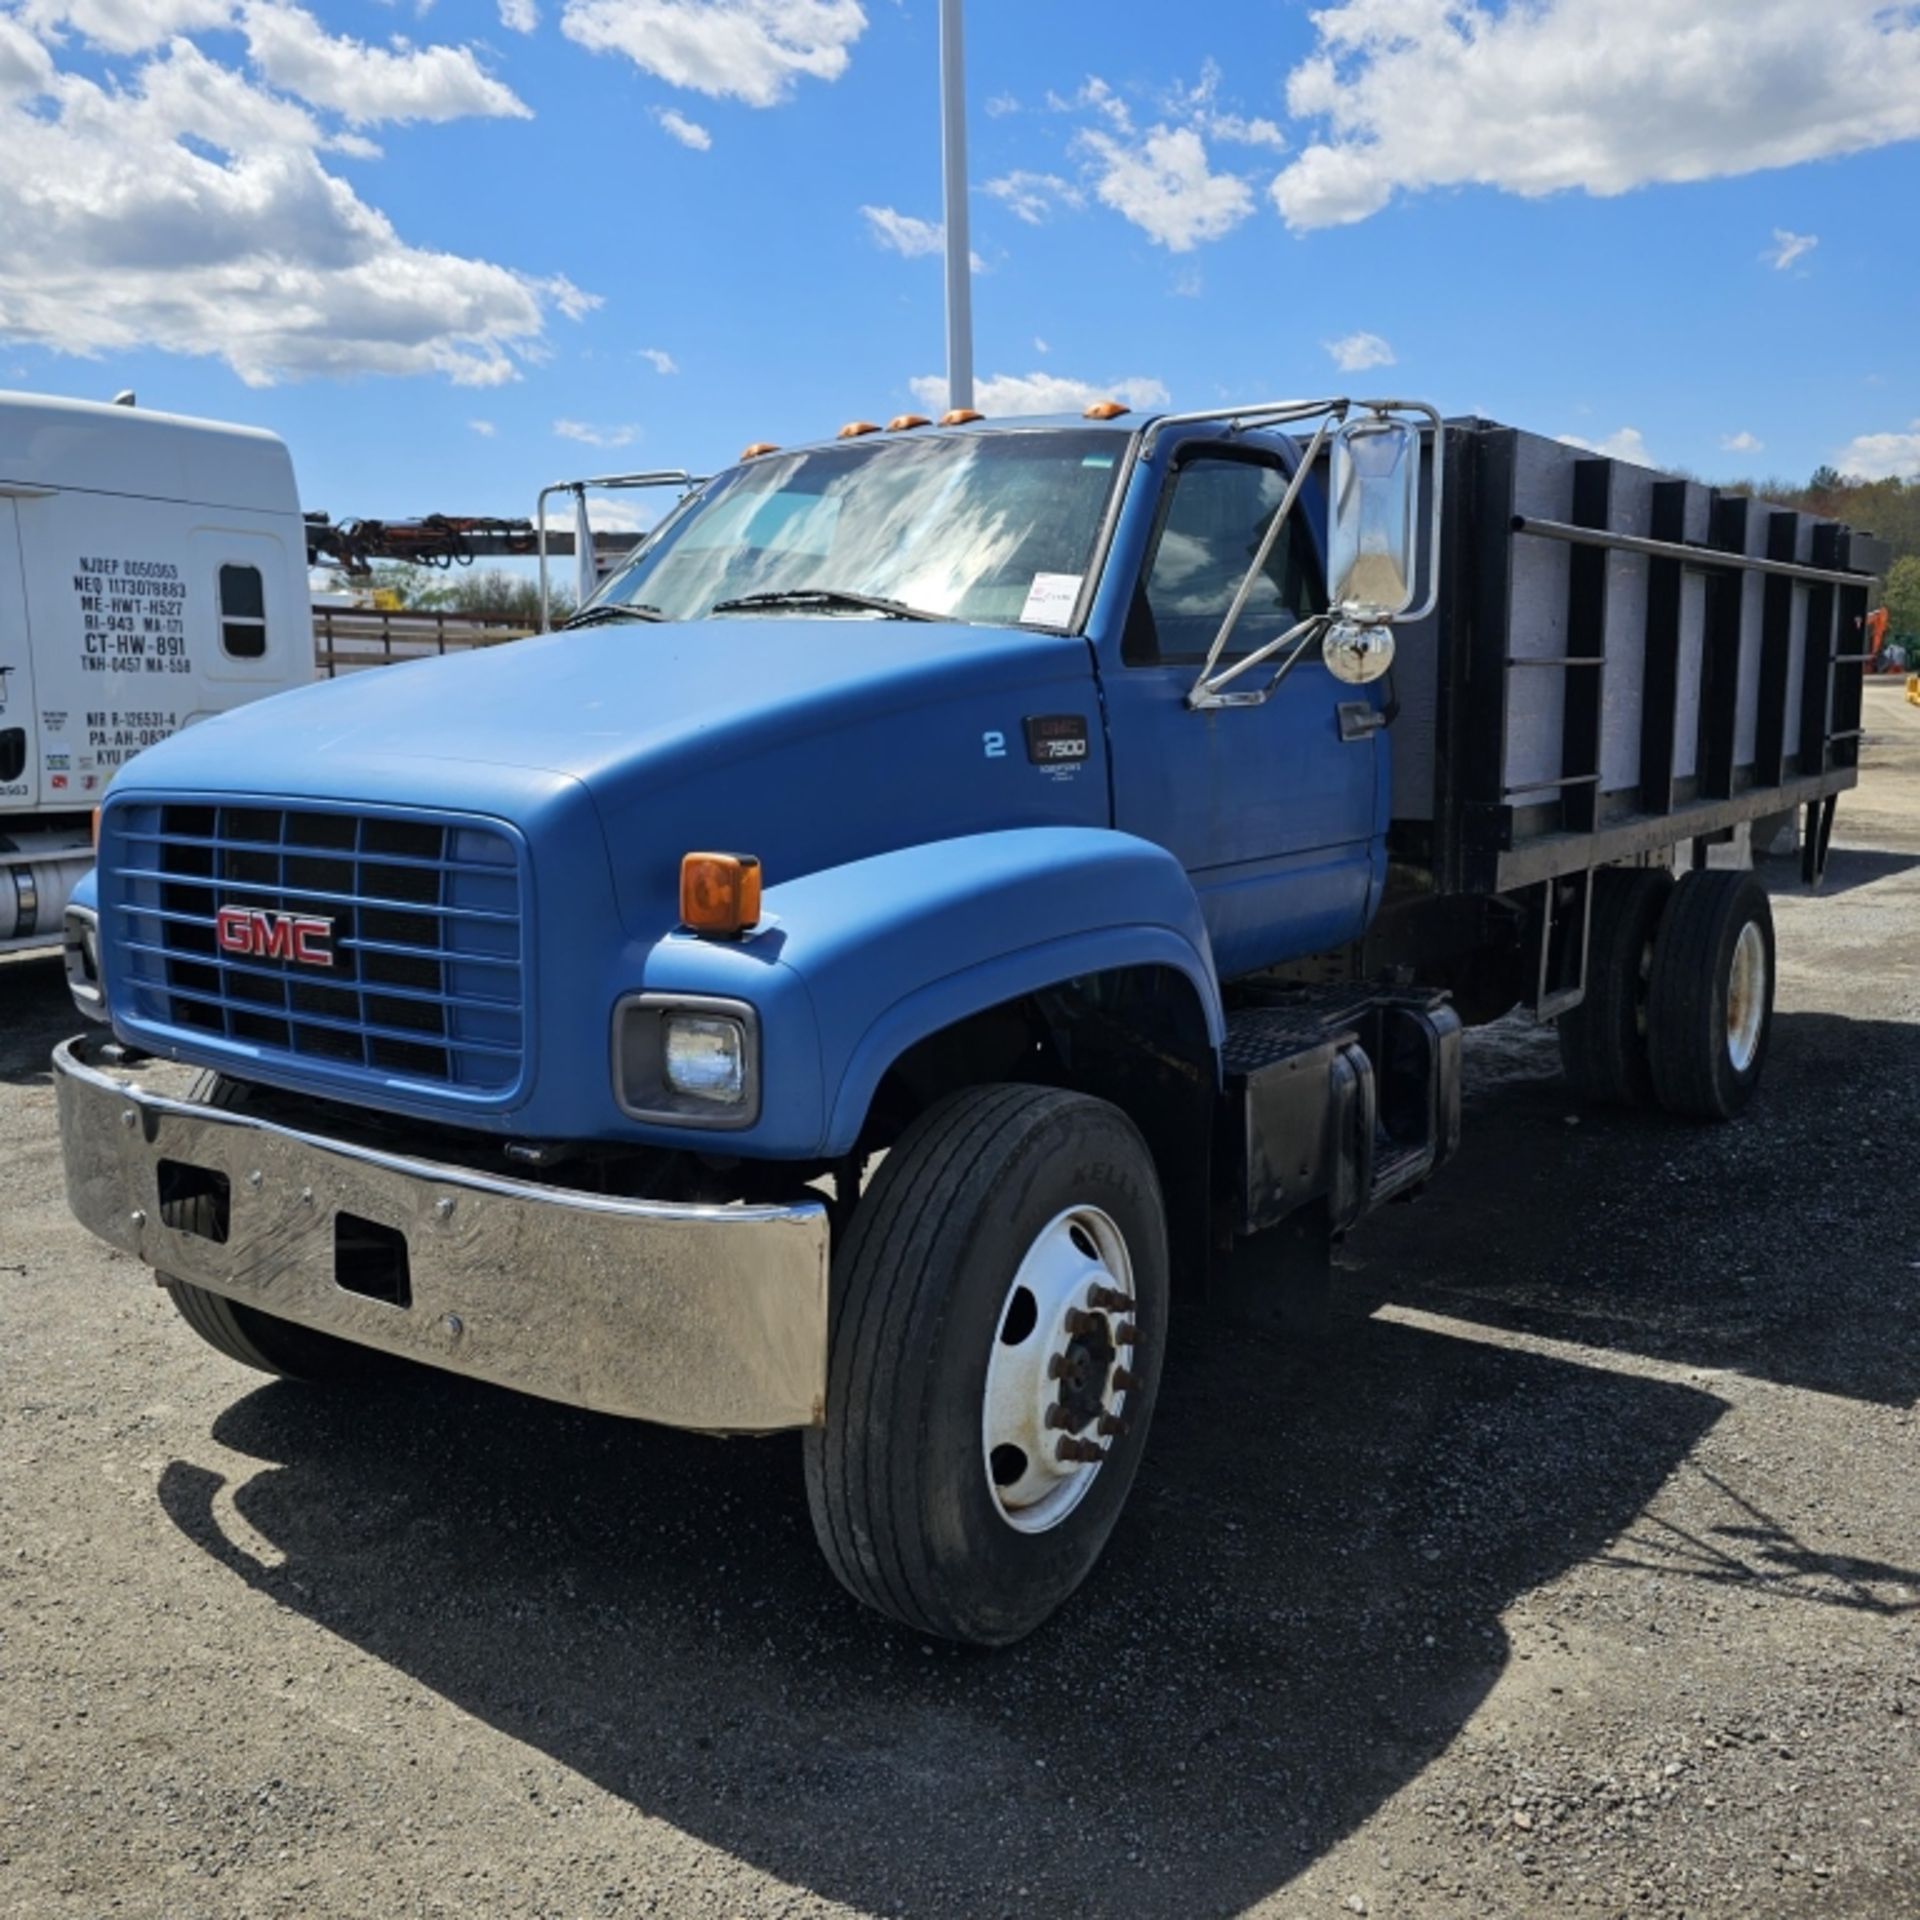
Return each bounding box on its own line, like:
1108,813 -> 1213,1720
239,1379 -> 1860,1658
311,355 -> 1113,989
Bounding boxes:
64,905 -> 108,1025
613,993 -> 760,1128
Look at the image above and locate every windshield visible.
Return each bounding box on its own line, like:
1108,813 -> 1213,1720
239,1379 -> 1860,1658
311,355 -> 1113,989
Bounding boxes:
585,429 -> 1127,627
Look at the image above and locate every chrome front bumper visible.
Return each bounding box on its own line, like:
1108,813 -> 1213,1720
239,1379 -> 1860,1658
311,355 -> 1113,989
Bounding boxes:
54,1036 -> 830,1432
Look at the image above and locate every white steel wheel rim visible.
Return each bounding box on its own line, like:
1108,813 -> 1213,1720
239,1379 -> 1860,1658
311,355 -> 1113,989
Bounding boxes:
1726,919 -> 1767,1073
981,1205 -> 1137,1536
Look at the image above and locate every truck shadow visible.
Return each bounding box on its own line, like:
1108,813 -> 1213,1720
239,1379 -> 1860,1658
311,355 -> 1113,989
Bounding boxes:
0,954 -> 72,1087
157,1303 -> 1728,1917
1353,1009 -> 1920,1408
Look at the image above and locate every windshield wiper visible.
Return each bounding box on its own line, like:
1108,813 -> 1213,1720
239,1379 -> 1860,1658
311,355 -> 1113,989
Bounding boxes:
708,588 -> 948,623
562,603 -> 668,628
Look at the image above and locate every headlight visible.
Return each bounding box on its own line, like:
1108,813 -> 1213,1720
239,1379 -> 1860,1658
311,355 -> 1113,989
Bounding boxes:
663,1014 -> 747,1104
613,994 -> 760,1129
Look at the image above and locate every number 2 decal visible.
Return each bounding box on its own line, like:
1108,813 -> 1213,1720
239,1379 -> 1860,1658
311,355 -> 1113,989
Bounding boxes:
982,730 -> 1007,760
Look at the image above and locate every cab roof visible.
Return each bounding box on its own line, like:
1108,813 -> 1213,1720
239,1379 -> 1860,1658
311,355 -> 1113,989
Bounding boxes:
0,390 -> 298,513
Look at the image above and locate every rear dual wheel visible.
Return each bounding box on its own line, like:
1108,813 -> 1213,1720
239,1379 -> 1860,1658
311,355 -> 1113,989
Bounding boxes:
804,1085 -> 1167,1646
1560,867 -> 1776,1121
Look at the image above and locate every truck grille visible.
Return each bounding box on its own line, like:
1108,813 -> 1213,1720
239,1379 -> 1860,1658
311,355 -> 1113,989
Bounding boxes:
103,800 -> 527,1101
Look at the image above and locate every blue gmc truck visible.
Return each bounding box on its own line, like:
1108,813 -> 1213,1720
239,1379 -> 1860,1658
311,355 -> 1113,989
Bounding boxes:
54,396 -> 1885,1644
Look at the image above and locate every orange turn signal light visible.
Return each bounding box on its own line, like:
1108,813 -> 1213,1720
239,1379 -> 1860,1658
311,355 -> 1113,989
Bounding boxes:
740,441 -> 781,461
940,408 -> 984,426
887,414 -> 931,432
90,805 -> 102,848
680,852 -> 762,938
838,420 -> 881,439
1083,400 -> 1130,420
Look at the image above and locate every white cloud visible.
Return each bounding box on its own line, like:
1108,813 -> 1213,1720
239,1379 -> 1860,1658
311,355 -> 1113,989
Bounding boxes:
555,419 -> 638,447
638,347 -> 677,374
909,370 -> 1170,419
1033,336 -> 1049,354
241,3 -> 531,126
1721,430 -> 1764,454
1272,1 -> 1920,231
499,0 -> 538,30
1079,123 -> 1254,252
16,1 -> 234,56
1325,330 -> 1395,373
1766,227 -> 1817,270
1048,76 -> 1132,133
0,30 -> 586,387
861,203 -> 942,257
1168,60 -> 1287,151
1836,422 -> 1920,481
655,106 -> 711,148
576,492 -> 654,535
560,0 -> 866,108
984,91 -> 1018,118
1559,427 -> 1656,466
861,204 -> 983,270
469,418 -> 497,435
984,170 -> 1082,226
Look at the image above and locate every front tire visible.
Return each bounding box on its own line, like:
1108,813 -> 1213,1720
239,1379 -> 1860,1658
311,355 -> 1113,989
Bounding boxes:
1646,870 -> 1776,1120
160,1073 -> 384,1384
803,1085 -> 1168,1646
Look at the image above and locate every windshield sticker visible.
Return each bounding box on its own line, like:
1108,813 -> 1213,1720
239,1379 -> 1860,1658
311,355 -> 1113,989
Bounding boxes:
1081,454 -> 1116,470
1020,573 -> 1083,626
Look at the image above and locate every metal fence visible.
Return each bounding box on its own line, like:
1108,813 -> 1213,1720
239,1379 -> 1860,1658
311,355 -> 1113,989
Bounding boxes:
313,607 -> 537,677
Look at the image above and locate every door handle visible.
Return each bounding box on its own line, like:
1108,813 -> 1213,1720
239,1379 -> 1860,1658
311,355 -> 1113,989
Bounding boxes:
1337,701 -> 1386,742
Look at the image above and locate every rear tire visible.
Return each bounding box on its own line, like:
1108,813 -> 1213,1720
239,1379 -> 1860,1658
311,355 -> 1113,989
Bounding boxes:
1558,867 -> 1673,1107
1646,870 -> 1775,1121
160,1074 -> 383,1384
803,1085 -> 1168,1646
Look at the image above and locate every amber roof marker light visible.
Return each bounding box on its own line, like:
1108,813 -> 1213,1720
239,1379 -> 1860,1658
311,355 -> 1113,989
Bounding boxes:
1083,400 -> 1131,421
940,408 -> 985,426
680,852 -> 763,939
887,414 -> 932,432
838,421 -> 881,440
739,442 -> 781,461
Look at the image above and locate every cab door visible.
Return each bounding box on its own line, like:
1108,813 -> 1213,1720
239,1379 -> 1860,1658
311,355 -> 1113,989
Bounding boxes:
0,500 -> 37,807
1100,444 -> 1384,979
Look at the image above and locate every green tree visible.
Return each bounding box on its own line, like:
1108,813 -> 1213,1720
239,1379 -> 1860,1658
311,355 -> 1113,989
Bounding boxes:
1885,555 -> 1920,641
324,565 -> 572,624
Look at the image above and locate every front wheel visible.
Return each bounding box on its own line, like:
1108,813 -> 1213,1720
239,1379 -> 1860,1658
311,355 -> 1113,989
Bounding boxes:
803,1085 -> 1168,1646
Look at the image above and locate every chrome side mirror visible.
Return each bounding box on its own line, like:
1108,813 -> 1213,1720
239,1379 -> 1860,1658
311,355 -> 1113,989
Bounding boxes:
1328,415 -> 1421,618
1323,618 -> 1396,686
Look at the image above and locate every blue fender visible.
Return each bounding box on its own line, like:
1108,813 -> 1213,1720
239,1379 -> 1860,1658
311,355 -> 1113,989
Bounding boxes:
633,828 -> 1223,1158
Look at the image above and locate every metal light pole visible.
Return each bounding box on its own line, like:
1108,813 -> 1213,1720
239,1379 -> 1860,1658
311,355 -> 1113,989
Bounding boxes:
939,0 -> 975,411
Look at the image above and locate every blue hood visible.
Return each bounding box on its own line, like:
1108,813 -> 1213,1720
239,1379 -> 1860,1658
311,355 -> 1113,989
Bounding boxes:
120,617 -> 1110,931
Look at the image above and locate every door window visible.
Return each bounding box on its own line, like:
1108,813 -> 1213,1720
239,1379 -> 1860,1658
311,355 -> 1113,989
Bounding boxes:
218,564 -> 268,660
1128,454 -> 1326,665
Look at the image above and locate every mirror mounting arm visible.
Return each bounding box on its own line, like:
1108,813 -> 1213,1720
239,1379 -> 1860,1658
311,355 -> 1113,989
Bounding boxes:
1187,408 -> 1346,710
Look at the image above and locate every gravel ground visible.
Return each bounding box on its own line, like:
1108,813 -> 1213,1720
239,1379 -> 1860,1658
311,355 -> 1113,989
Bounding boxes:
3,684 -> 1916,1920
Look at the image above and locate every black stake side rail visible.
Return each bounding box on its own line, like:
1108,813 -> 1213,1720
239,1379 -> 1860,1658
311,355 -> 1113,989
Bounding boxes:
1419,425 -> 1887,902
1509,514 -> 1882,591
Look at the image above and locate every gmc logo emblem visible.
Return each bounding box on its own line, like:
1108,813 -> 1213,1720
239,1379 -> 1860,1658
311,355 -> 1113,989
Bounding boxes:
215,905 -> 335,968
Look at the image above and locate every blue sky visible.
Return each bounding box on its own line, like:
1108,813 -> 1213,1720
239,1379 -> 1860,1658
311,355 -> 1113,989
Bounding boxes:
2,0 -> 1916,533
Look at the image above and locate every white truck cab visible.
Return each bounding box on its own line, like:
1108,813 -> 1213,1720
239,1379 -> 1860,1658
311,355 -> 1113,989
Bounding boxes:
0,392 -> 310,951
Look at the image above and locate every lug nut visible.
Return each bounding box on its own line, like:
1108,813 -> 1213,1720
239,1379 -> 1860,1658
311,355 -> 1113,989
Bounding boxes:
1047,1353 -> 1067,1381
1044,1404 -> 1072,1431
1054,1436 -> 1107,1465
1063,1308 -> 1095,1337
1089,1285 -> 1136,1312
1112,1366 -> 1138,1394
1114,1320 -> 1138,1348
1097,1412 -> 1129,1438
